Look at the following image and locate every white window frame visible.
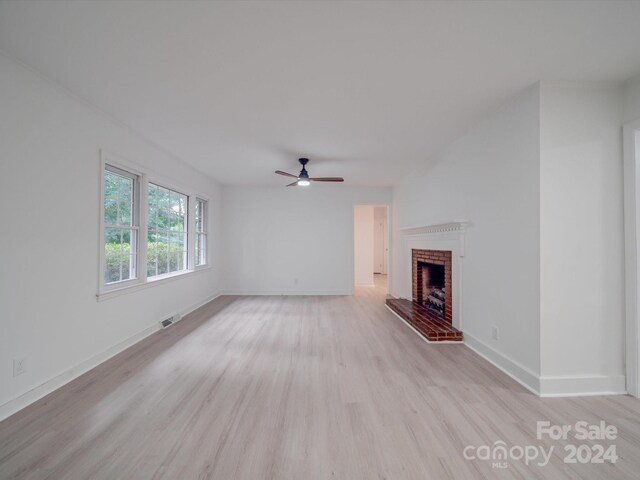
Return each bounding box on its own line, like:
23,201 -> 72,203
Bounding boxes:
195,198 -> 208,268
99,153 -> 144,294
146,182 -> 190,280
97,151 -> 211,301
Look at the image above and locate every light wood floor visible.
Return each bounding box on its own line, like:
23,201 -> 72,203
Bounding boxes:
1,278 -> 640,479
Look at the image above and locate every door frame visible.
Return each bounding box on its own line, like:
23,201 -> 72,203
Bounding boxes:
373,207 -> 389,274
623,118 -> 640,397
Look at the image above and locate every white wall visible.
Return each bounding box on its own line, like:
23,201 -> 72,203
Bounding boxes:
0,54 -> 223,418
539,84 -> 625,394
222,186 -> 391,295
390,86 -> 542,390
391,82 -> 629,396
354,205 -> 375,286
373,206 -> 388,274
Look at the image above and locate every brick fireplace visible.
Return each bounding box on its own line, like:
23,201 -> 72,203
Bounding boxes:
385,246 -> 461,342
385,222 -> 465,342
412,249 -> 453,325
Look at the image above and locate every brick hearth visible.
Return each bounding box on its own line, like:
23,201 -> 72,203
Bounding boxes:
386,298 -> 463,342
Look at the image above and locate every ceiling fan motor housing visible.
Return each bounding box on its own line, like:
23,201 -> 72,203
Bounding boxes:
298,158 -> 310,179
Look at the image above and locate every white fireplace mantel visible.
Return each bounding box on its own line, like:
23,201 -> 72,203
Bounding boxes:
400,220 -> 470,256
399,220 -> 471,330
400,220 -> 470,236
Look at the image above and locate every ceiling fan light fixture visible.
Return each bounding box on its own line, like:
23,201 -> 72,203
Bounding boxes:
275,157 -> 344,187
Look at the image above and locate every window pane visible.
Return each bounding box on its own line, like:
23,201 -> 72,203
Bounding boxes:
148,208 -> 157,234
157,185 -> 168,211
121,229 -> 131,252
104,253 -> 121,283
118,179 -> 133,225
103,165 -> 139,288
147,258 -> 157,278
147,240 -> 157,277
178,251 -> 186,271
157,245 -> 168,275
104,172 -> 120,225
169,212 -> 181,231
104,227 -> 136,284
148,184 -> 157,206
195,199 -> 207,266
104,170 -> 133,226
158,204 -> 169,231
120,255 -> 131,281
148,183 -> 188,277
105,227 -> 121,245
194,233 -> 203,267
104,198 -> 118,225
170,231 -> 181,249
168,190 -> 178,214
167,251 -> 177,273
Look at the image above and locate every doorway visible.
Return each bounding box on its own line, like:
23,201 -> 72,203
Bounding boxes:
354,205 -> 389,292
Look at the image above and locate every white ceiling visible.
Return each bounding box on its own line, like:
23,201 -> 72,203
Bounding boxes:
1,1 -> 640,186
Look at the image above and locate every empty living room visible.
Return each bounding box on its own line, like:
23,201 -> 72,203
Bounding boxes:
3,1 -> 640,478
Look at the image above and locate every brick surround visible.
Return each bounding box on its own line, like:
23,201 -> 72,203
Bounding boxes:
412,249 -> 453,325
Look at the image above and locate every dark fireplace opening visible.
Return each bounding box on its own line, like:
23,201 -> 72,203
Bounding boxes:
418,261 -> 445,318
412,249 -> 452,324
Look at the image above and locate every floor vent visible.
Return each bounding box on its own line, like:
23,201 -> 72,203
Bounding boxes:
161,314 -> 180,328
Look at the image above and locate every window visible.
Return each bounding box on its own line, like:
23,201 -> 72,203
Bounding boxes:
195,198 -> 208,266
103,165 -> 139,285
99,153 -> 210,298
147,183 -> 188,278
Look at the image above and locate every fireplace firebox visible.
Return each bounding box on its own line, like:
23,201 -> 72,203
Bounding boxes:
412,249 -> 452,324
418,262 -> 445,317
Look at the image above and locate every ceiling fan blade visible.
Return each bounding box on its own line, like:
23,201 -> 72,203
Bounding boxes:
286,181 -> 298,187
309,177 -> 344,182
275,170 -> 298,178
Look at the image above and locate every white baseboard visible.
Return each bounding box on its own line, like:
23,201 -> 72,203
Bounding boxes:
221,290 -> 350,296
464,333 -> 627,397
0,324 -> 158,422
463,332 -> 541,395
539,375 -> 626,397
178,292 -> 222,318
0,291 -> 222,422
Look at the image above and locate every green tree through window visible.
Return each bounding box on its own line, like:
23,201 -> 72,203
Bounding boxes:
147,183 -> 188,277
103,167 -> 137,283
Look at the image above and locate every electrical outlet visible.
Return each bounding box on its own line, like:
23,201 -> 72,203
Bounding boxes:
13,358 -> 26,377
491,326 -> 499,340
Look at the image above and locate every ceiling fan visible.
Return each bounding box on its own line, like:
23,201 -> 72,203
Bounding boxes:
275,158 -> 344,187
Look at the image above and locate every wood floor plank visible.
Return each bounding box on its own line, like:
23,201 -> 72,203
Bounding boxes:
1,277 -> 639,479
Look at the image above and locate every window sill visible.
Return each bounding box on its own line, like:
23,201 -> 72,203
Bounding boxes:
96,266 -> 212,302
